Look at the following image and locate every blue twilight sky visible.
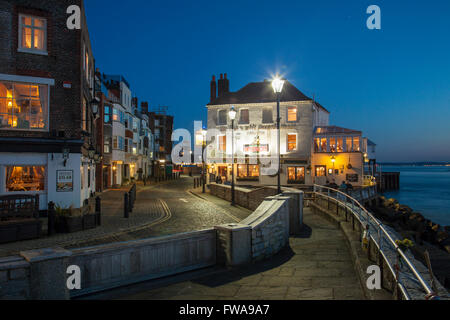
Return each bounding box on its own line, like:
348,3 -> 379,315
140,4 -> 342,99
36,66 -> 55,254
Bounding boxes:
84,0 -> 450,162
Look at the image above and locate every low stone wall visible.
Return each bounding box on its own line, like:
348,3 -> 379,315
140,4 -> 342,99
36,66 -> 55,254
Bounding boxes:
0,256 -> 30,299
209,183 -> 279,211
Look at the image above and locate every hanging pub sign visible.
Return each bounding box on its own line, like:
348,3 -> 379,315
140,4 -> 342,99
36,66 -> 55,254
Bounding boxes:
243,144 -> 269,154
57,170 -> 73,192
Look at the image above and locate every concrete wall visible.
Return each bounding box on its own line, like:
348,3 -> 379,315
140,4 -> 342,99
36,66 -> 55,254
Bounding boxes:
0,256 -> 30,299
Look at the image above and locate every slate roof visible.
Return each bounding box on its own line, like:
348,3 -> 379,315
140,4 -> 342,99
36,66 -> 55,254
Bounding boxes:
314,126 -> 362,135
208,80 -> 329,113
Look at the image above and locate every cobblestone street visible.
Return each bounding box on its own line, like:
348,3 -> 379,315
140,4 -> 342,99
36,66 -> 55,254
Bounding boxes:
0,176 -> 252,256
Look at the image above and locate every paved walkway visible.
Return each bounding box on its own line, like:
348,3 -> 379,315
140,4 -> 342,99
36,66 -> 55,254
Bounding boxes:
106,207 -> 365,300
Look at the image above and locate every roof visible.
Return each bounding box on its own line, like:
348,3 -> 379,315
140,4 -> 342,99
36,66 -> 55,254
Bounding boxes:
367,139 -> 377,146
208,80 -> 329,113
314,126 -> 362,135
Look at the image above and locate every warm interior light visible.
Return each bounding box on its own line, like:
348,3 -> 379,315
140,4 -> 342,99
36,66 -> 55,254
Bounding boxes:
331,156 -> 336,163
272,77 -> 285,93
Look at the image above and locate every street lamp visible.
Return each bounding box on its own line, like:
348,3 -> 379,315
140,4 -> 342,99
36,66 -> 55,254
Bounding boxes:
91,97 -> 100,118
201,128 -> 207,193
88,144 -> 96,160
272,77 -> 285,194
229,106 -> 237,206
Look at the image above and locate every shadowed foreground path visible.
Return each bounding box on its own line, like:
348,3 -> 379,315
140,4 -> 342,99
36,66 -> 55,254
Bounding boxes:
93,207 -> 365,300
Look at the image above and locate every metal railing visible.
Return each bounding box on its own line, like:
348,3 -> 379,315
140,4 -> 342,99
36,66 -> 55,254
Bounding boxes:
312,184 -> 434,300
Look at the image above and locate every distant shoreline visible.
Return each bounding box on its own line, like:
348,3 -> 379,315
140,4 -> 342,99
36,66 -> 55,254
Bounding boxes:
379,162 -> 450,167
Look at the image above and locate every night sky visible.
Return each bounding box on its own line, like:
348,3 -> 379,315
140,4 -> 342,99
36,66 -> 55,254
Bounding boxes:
84,0 -> 450,162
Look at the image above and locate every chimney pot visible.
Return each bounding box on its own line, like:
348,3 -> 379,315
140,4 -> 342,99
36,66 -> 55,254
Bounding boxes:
220,74 -> 223,79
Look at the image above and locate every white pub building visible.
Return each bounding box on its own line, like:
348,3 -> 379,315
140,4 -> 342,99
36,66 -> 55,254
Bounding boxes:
206,74 -> 376,187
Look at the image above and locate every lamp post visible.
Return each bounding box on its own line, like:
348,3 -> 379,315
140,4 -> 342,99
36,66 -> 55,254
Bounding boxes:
229,106 -> 237,206
201,128 -> 207,193
272,77 -> 285,194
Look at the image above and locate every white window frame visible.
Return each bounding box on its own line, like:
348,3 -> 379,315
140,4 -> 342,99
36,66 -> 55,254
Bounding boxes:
287,133 -> 298,152
0,74 -> 53,132
286,106 -> 299,123
18,14 -> 48,55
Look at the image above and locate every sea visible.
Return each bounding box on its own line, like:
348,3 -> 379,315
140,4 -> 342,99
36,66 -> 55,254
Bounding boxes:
382,165 -> 450,227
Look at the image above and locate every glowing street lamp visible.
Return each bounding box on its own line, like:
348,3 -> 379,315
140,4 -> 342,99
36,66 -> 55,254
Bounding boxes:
229,106 -> 236,206
272,77 -> 285,194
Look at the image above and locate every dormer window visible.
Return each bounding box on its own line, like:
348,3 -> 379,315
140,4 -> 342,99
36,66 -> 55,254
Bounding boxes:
18,14 -> 47,54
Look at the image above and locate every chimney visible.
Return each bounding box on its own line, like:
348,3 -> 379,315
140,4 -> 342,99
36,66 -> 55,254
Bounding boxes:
210,75 -> 217,103
224,73 -> 229,94
141,101 -> 149,114
217,73 -> 225,97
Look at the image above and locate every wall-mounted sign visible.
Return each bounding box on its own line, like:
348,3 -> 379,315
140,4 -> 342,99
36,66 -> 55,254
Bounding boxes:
243,144 -> 269,154
57,170 -> 73,192
63,81 -> 72,89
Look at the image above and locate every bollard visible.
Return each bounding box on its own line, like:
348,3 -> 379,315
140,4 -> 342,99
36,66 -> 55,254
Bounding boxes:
124,193 -> 129,218
95,196 -> 101,226
48,201 -> 56,236
128,192 -> 133,212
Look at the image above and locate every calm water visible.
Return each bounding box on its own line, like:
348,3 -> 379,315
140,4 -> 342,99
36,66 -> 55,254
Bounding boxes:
382,166 -> 450,226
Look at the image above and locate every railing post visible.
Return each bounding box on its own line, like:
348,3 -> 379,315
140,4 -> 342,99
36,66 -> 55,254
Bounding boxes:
95,196 -> 101,226
47,201 -> 56,236
124,193 -> 129,218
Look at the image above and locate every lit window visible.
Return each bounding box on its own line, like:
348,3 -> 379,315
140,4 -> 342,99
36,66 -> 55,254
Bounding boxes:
288,167 -> 305,183
113,136 -> 118,149
320,138 -> 327,152
315,166 -> 326,177
82,97 -> 87,131
218,135 -> 226,152
0,81 -> 48,130
19,15 -> 47,53
330,138 -> 336,152
287,107 -> 298,122
314,138 -> 320,152
6,166 -> 45,192
345,137 -> 352,152
287,134 -> 297,151
237,164 -> 259,179
112,108 -> 119,121
104,138 -> 111,153
336,137 -> 343,152
353,137 -> 360,152
239,109 -> 249,124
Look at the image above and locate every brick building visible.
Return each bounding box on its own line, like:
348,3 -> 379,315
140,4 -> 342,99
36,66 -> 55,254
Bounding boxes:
0,0 -> 98,212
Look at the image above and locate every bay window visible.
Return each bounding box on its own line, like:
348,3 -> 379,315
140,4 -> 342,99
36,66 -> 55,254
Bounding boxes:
6,166 -> 45,192
0,81 -> 48,130
18,15 -> 47,54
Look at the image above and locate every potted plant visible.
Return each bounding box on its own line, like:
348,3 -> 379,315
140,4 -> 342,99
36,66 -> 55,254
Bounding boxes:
54,205 -> 83,233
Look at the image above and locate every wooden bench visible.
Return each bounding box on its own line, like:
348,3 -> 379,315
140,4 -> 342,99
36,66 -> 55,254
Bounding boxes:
0,194 -> 41,244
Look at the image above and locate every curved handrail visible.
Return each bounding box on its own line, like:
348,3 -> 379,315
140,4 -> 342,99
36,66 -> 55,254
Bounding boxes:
312,184 -> 433,299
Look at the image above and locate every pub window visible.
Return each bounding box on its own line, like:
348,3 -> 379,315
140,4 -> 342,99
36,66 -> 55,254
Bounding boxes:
330,138 -> 336,152
287,106 -> 298,122
239,109 -> 249,124
218,135 -> 226,152
0,81 -> 48,130
6,166 -> 45,192
237,164 -> 259,179
336,137 -> 344,152
18,15 -> 47,54
345,137 -> 352,152
320,138 -> 327,152
287,133 -> 297,151
352,137 -> 361,152
314,138 -> 320,152
315,165 -> 326,177
288,167 -> 305,184
218,110 -> 227,125
262,108 -> 273,124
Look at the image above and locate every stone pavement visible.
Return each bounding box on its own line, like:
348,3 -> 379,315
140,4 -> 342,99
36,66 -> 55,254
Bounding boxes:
0,176 -> 253,257
98,207 -> 366,300
0,185 -> 168,257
